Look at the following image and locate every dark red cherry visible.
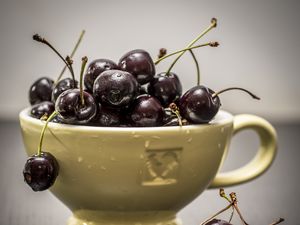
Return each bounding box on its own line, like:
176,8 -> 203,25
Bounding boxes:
92,106 -> 122,127
118,49 -> 155,85
93,70 -> 139,108
179,86 -> 260,124
204,219 -> 232,225
30,101 -> 55,119
29,77 -> 54,105
179,85 -> 220,124
130,95 -> 164,127
148,72 -> 182,107
84,59 -> 119,92
55,89 -> 97,124
52,78 -> 78,102
23,152 -> 59,192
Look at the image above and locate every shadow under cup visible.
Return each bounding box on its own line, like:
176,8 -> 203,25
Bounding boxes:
19,109 -> 277,225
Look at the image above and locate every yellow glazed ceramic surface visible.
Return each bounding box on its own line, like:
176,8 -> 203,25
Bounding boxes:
19,109 -> 277,225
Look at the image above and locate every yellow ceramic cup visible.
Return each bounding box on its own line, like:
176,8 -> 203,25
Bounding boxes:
19,108 -> 277,225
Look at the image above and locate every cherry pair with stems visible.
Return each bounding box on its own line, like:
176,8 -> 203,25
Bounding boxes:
201,189 -> 284,225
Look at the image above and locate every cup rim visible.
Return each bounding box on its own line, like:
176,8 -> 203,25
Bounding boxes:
19,107 -> 233,133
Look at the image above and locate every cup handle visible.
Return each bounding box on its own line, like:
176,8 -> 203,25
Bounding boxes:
209,114 -> 277,188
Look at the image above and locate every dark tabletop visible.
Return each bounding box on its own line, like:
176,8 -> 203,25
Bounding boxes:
0,121 -> 299,225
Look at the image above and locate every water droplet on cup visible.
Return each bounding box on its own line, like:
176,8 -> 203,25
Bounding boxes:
145,140 -> 150,148
151,135 -> 161,139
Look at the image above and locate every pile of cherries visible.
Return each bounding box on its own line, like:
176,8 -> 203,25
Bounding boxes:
23,19 -> 259,192
28,18 -> 259,128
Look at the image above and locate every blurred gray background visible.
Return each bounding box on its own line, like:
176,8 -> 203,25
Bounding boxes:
0,0 -> 299,225
0,0 -> 299,122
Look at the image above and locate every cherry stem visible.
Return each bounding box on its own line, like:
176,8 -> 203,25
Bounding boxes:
219,188 -> 235,222
65,56 -> 76,83
80,56 -> 88,106
154,42 -> 218,65
37,111 -> 58,156
165,18 -> 217,75
169,103 -> 183,126
219,188 -> 231,203
33,34 -> 75,82
200,202 -> 233,225
230,192 -> 249,225
55,30 -> 85,84
228,207 -> 235,223
158,48 -> 167,59
212,87 -> 261,100
188,49 -> 201,85
269,218 -> 285,225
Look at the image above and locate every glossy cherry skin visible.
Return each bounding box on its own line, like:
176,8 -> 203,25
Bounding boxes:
55,89 -> 97,124
93,70 -> 139,108
23,152 -> 59,192
138,84 -> 148,95
118,49 -> 155,85
30,101 -> 55,119
84,59 -> 119,92
148,72 -> 182,107
179,85 -> 220,124
204,219 -> 232,225
29,77 -> 54,105
129,95 -> 164,127
91,106 -> 122,127
52,115 -> 64,124
52,78 -> 78,102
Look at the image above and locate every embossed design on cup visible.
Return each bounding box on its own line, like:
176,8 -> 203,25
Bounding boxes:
142,147 -> 182,186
